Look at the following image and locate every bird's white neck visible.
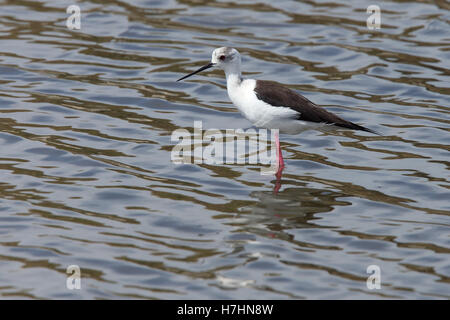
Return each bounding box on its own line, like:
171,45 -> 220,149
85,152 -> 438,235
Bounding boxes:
224,63 -> 242,88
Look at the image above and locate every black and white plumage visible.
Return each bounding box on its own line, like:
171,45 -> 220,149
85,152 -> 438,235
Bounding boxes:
177,47 -> 377,135
253,80 -> 377,134
177,47 -> 378,178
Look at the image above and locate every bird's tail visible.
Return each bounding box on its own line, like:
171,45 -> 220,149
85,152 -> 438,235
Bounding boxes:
335,122 -> 381,135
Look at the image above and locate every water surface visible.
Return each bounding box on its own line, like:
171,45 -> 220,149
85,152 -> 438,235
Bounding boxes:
0,0 -> 449,299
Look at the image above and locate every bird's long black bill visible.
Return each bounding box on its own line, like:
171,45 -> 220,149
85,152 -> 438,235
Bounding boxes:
177,62 -> 215,81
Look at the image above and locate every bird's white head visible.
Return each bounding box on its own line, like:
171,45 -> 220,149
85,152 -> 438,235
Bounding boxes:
177,47 -> 241,82
211,47 -> 241,69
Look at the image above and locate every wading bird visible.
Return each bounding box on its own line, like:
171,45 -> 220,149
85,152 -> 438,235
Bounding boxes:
177,47 -> 378,185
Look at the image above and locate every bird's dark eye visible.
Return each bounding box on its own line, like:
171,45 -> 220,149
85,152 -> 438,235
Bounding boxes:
219,55 -> 226,61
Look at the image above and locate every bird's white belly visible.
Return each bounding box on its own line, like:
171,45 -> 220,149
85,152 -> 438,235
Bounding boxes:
227,79 -> 324,134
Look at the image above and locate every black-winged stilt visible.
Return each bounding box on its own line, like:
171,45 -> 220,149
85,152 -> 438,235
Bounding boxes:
177,47 -> 378,180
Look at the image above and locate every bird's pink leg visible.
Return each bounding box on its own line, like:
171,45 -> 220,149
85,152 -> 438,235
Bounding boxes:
273,131 -> 285,194
275,131 -> 285,172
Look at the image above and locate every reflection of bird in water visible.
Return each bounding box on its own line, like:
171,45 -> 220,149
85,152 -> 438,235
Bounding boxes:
236,187 -> 351,237
177,47 -> 379,187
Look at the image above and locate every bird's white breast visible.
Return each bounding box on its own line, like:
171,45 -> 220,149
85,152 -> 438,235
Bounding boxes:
227,79 -> 323,134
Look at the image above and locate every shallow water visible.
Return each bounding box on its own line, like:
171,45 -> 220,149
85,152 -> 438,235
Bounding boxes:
0,0 -> 449,299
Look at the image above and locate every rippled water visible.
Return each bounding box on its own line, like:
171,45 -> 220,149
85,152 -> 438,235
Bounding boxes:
0,0 -> 449,299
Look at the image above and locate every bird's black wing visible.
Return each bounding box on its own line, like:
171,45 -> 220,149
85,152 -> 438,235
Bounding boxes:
254,80 -> 378,134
